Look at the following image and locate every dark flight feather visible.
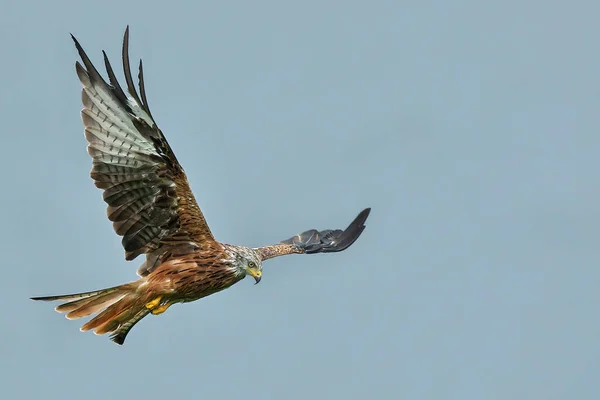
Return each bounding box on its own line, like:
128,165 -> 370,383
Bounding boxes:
282,208 -> 371,253
71,27 -> 215,274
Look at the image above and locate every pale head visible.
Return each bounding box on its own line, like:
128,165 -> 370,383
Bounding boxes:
224,245 -> 263,284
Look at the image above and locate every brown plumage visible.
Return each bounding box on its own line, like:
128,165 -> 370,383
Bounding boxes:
31,27 -> 371,345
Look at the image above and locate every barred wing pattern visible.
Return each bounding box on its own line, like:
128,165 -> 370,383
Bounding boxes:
255,208 -> 371,261
73,27 -> 215,275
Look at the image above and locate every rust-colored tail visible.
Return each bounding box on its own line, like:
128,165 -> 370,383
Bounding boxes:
31,281 -> 149,345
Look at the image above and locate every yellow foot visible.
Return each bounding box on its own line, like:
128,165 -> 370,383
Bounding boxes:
151,303 -> 172,315
145,296 -> 162,311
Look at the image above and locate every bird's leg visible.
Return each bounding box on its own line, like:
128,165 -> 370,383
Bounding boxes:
150,303 -> 172,315
145,296 -> 162,311
145,296 -> 172,315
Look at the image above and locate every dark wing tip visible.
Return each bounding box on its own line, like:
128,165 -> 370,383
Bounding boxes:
71,31 -> 112,90
70,33 -> 86,61
122,25 -> 143,107
351,208 -> 371,229
282,207 -> 371,254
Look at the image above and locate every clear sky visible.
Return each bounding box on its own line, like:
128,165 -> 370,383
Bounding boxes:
1,1 -> 598,399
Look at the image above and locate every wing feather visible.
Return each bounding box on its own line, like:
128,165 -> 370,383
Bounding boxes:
72,28 -> 215,275
255,208 -> 371,261
121,27 -> 144,111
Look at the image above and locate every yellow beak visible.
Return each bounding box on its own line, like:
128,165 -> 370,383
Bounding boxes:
248,269 -> 262,284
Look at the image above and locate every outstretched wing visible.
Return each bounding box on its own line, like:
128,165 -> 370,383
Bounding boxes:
255,208 -> 371,261
73,27 -> 215,275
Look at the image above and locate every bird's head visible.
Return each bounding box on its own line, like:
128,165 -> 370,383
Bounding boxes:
231,246 -> 263,284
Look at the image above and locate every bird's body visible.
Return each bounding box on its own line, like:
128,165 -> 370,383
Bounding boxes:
136,244 -> 245,305
32,27 -> 370,345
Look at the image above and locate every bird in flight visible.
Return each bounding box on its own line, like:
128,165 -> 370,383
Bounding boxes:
32,27 -> 370,345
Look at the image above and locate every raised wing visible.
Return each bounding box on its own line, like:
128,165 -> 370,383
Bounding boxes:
255,208 -> 371,261
73,27 -> 215,275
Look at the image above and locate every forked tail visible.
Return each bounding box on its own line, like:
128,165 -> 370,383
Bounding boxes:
31,282 -> 149,345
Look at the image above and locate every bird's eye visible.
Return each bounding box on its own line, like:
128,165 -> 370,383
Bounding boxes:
248,261 -> 256,269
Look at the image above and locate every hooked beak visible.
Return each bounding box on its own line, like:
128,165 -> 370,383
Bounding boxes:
249,269 -> 262,285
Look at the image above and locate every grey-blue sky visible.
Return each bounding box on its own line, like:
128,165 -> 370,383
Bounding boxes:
1,1 -> 598,399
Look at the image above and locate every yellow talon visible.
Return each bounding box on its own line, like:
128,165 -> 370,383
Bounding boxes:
145,296 -> 162,310
151,303 -> 172,315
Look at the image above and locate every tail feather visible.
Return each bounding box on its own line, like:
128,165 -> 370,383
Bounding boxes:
81,297 -> 132,332
65,293 -> 127,320
31,281 -> 148,345
93,313 -> 126,336
110,308 -> 151,345
31,287 -> 120,303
